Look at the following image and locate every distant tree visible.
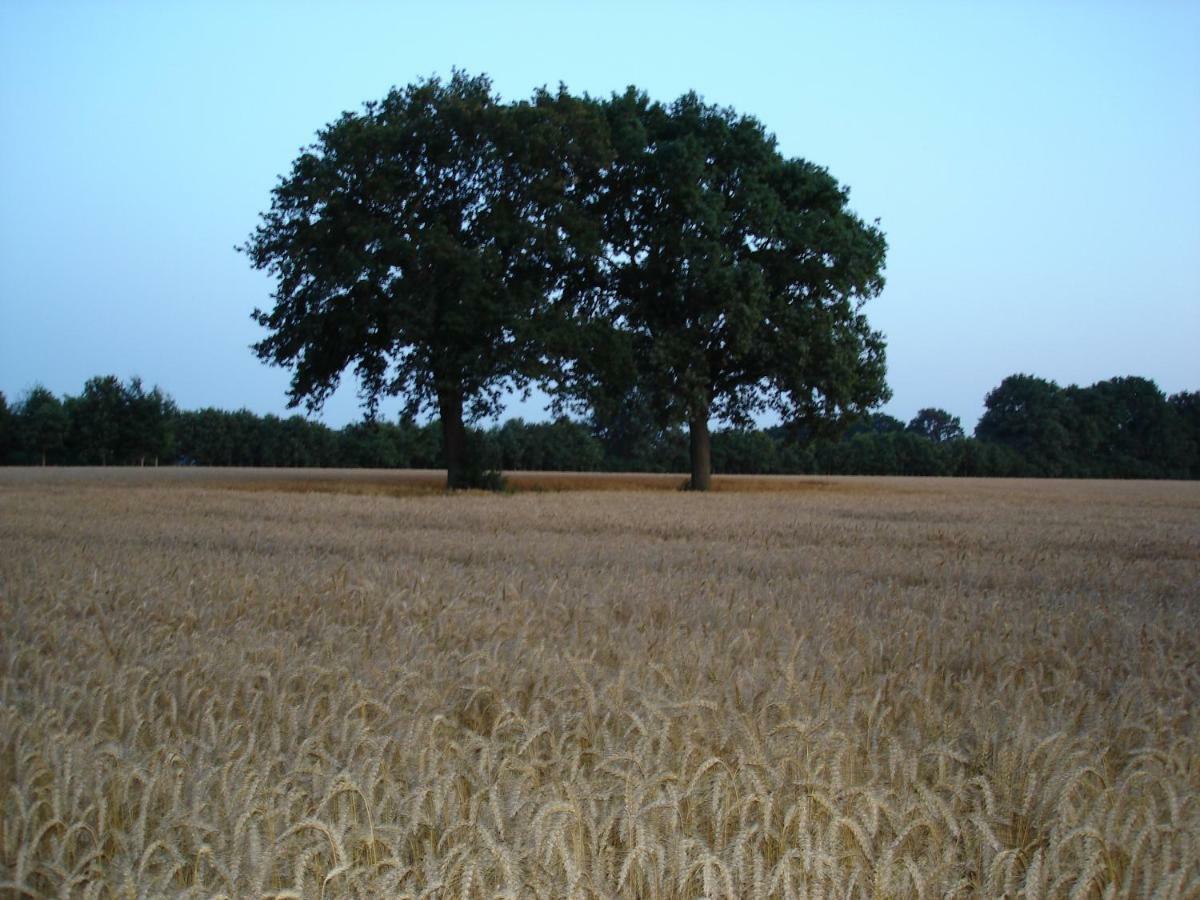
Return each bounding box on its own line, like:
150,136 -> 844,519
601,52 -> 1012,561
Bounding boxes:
975,375 -> 1074,475
1169,391 -> 1200,478
279,415 -> 339,467
70,375 -> 126,464
68,375 -> 176,465
278,416 -> 312,466
765,425 -> 816,474
175,408 -> 260,466
587,383 -> 679,472
0,391 -> 13,463
817,431 -> 950,476
907,407 -> 964,443
232,410 -> 269,466
712,428 -> 781,474
17,385 -> 68,466
566,89 -> 889,490
947,437 -> 1025,477
393,416 -> 443,469
339,421 -> 405,468
495,418 -> 533,470
122,377 -> 176,465
493,418 -> 602,471
1067,377 -> 1183,478
249,413 -> 282,466
175,409 -> 225,465
889,431 -> 952,475
243,72 -> 602,489
534,419 -> 605,471
847,412 -> 906,437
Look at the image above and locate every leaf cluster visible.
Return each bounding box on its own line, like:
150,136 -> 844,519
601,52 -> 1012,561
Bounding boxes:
571,89 -> 889,433
243,73 -> 891,441
243,71 -> 598,422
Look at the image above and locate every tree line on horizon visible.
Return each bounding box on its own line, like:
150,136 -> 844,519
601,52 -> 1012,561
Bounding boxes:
2,372 -> 1196,479
7,72 -> 1195,483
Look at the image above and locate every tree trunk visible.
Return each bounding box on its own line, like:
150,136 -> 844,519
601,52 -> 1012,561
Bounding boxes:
438,387 -> 468,490
688,414 -> 712,491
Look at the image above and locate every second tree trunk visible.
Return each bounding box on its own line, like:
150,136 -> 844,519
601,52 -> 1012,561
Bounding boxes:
689,415 -> 712,491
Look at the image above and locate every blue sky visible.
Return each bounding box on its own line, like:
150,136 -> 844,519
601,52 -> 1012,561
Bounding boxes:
2,1 -> 1197,431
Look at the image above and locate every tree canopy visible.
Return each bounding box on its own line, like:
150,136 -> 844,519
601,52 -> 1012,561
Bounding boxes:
16,386 -> 68,466
563,89 -> 889,489
976,374 -> 1079,476
1,371 -> 1196,478
907,408 -> 964,443
65,375 -> 176,466
242,72 -> 599,487
244,74 -> 889,489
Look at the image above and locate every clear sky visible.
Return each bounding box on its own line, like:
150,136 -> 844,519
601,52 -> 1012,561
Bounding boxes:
2,0 -> 1197,432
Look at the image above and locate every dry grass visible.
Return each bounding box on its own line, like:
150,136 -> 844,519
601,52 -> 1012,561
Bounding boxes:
1,468 -> 1198,898
0,466 -> 875,496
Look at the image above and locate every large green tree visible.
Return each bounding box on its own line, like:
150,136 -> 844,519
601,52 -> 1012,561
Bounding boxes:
1067,377 -> 1184,478
243,72 -> 596,488
17,385 -> 68,466
123,377 -> 177,465
69,375 -> 125,465
568,89 -> 889,489
974,374 -> 1073,475
67,375 -> 176,465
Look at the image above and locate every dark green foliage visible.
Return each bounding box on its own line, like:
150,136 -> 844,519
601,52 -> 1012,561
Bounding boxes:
67,375 -> 124,465
585,385 -> 689,472
846,413 -> 906,437
813,431 -> 947,476
712,429 -> 782,475
276,414 -> 344,467
1169,391 -> 1200,478
974,373 -> 1194,478
241,77 -> 887,489
338,422 -> 405,469
0,392 -> 13,464
564,89 -> 889,489
334,419 -> 447,470
242,72 -> 598,489
15,386 -> 68,466
1065,377 -> 1187,478
186,409 -> 317,467
69,375 -> 177,465
907,407 -> 964,443
123,378 -> 177,465
175,409 -> 262,466
4,371 -> 1195,479
975,374 -> 1076,475
945,438 -> 1026,477
775,436 -> 816,475
495,418 -> 604,472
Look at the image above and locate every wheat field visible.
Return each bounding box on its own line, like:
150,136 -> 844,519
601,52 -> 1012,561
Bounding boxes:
1,469 -> 1197,898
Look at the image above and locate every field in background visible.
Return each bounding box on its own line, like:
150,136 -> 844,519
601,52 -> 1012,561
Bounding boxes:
0,466 -> 908,495
2,469 -> 1197,897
